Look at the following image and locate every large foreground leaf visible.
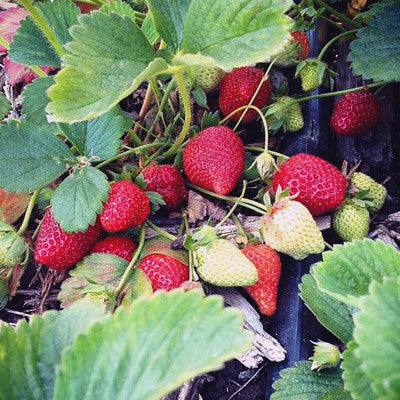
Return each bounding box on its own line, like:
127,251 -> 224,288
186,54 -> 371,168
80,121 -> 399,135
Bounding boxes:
353,277 -> 400,399
47,11 -> 168,122
312,239 -> 400,307
0,302 -> 105,400
299,274 -> 354,343
271,361 -> 351,400
9,0 -> 79,67
54,290 -> 251,400
179,0 -> 293,69
50,166 -> 109,232
0,121 -> 74,192
349,2 -> 400,82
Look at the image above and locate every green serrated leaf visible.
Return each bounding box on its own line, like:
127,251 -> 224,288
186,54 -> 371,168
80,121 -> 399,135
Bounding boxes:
0,92 -> 11,120
271,361 -> 350,400
349,2 -> 400,82
21,76 -> 60,133
58,253 -> 129,308
192,87 -> 209,109
59,107 -> 126,160
0,301 -> 105,400
299,274 -> 354,343
178,0 -> 293,70
0,121 -> 74,192
341,341 -> 374,400
354,276 -> 400,399
147,191 -> 166,213
9,0 -> 79,67
100,0 -> 137,21
312,239 -> 400,307
51,166 -> 109,232
47,11 -> 168,122
54,290 -> 251,400
146,0 -> 193,51
141,12 -> 159,45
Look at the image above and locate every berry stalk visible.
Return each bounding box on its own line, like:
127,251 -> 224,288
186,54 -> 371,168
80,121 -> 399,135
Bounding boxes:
317,30 -> 357,61
146,220 -> 177,241
17,188 -> 42,236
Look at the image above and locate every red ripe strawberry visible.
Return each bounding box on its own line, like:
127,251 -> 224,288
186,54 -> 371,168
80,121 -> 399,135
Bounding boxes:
219,66 -> 271,123
142,164 -> 188,211
91,236 -> 137,261
272,153 -> 346,216
330,91 -> 380,136
139,253 -> 189,291
34,208 -> 101,270
242,244 -> 281,316
183,126 -> 245,195
100,180 -> 150,232
290,30 -> 310,61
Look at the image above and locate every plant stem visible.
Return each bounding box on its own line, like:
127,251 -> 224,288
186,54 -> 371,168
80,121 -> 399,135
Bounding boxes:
113,226 -> 146,299
158,67 -> 191,161
188,183 -> 266,215
231,213 -> 246,236
317,15 -> 347,32
215,181 -> 247,229
146,220 -> 177,241
318,30 -> 357,60
133,83 -> 153,139
313,0 -> 362,28
245,146 -> 289,159
18,0 -> 65,57
17,188 -> 41,236
295,81 -> 388,104
95,142 -> 165,169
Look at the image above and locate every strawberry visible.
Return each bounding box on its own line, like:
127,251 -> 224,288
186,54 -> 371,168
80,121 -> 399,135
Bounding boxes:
332,201 -> 370,242
219,66 -> 271,123
265,96 -> 304,133
195,239 -> 258,286
183,126 -> 245,195
91,236 -> 137,261
242,244 -> 281,316
139,253 -> 189,291
330,91 -> 380,136
272,153 -> 346,216
350,172 -> 386,212
195,66 -> 226,93
34,208 -> 101,270
260,199 -> 325,260
100,180 -> 150,232
0,222 -> 26,270
142,164 -> 188,211
296,59 -> 328,92
276,30 -> 310,67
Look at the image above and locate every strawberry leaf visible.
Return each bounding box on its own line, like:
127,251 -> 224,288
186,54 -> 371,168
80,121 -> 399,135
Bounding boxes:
0,301 -> 105,400
141,12 -> 159,45
0,188 -> 31,224
47,11 -> 169,122
0,92 -> 11,120
312,239 -> 400,307
349,2 -> 400,82
271,361 -> 350,400
0,121 -> 75,192
9,0 -> 79,67
299,273 -> 354,343
53,291 -> 251,400
100,0 -> 138,21
353,277 -> 400,399
177,0 -> 293,69
51,166 -> 109,232
341,341 -> 374,400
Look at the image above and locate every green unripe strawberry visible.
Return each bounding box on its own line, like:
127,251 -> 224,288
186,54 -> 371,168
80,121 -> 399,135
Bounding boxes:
332,201 -> 370,242
265,96 -> 304,133
350,172 -> 386,212
195,239 -> 258,286
195,66 -> 226,93
0,222 -> 26,270
296,59 -> 329,92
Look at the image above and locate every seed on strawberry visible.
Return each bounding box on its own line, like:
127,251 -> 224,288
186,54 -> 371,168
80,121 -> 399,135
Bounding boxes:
142,164 -> 188,211
139,253 -> 189,292
219,66 -> 271,123
330,91 -> 380,137
100,180 -> 150,232
183,126 -> 245,195
260,199 -> 325,260
350,172 -> 386,212
272,153 -> 346,216
332,201 -> 370,242
34,208 -> 101,270
242,244 -> 281,316
91,236 -> 137,261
